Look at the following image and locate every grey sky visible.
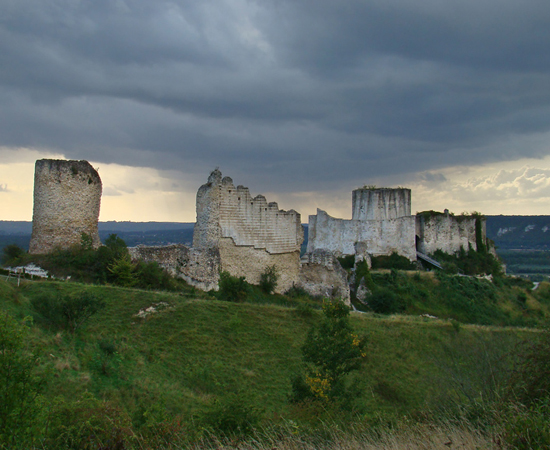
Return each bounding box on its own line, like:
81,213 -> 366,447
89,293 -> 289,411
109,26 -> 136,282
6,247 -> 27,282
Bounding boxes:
1,0 -> 550,218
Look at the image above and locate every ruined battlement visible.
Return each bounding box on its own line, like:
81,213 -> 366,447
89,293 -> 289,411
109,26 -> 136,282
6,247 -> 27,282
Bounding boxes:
29,159 -> 102,254
194,169 -> 303,254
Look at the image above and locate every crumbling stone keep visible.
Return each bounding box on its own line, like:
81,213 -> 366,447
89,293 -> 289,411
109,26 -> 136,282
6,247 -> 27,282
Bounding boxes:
308,187 -> 417,261
29,159 -> 102,254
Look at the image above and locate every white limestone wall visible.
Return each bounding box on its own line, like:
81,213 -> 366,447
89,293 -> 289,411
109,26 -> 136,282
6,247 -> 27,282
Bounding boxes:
308,209 -> 416,260
194,169 -> 303,254
218,177 -> 303,254
29,159 -> 102,254
416,214 -> 479,255
352,188 -> 411,221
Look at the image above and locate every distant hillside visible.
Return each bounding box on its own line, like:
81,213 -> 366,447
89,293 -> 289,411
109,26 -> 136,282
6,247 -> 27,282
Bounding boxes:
0,221 -> 195,250
4,215 -> 550,255
486,215 -> 550,250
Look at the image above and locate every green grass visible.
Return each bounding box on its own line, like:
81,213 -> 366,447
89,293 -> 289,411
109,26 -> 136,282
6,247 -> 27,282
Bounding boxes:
0,277 -> 544,447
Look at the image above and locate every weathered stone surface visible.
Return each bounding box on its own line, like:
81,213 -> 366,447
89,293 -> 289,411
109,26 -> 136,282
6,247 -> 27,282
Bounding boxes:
352,188 -> 411,221
308,209 -> 416,260
297,249 -> 350,304
218,238 -> 300,293
194,169 -> 303,253
132,169 -> 305,293
192,169 -> 304,291
29,159 -> 102,254
354,241 -> 372,268
415,212 -> 482,255
355,278 -> 370,302
128,244 -> 220,291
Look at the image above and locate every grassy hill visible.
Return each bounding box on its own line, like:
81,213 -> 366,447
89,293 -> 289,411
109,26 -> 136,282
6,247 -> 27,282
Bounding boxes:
1,274 -> 548,448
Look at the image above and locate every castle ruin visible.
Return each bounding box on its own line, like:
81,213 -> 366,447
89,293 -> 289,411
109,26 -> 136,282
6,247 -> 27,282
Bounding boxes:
308,188 -> 417,260
29,159 -> 102,254
129,169 -> 349,300
28,159 -> 491,302
307,187 -> 488,263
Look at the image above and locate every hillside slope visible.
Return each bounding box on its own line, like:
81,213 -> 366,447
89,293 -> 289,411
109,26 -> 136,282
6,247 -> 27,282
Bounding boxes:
0,278 -> 538,421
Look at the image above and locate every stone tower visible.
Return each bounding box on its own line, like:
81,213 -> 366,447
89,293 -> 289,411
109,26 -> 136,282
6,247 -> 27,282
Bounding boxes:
29,159 -> 102,254
352,188 -> 411,221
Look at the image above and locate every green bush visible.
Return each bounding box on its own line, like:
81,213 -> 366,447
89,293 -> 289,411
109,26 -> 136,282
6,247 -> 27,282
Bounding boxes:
259,265 -> 278,294
371,253 -> 416,270
31,292 -> 106,333
1,244 -> 25,265
337,254 -> 356,270
108,255 -> 138,287
432,247 -> 503,276
367,287 -> 406,314
218,271 -> 250,302
503,401 -> 550,450
0,313 -> 44,447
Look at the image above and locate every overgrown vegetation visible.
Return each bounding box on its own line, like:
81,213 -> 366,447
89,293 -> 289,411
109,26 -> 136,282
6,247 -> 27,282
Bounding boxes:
4,232 -> 550,447
0,277 -> 549,448
0,312 -> 43,447
371,252 -> 417,270
291,300 -> 366,404
432,246 -> 503,276
3,234 -> 195,293
31,291 -> 105,333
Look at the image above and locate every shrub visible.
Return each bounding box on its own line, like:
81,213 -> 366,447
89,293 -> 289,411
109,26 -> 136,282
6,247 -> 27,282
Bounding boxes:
259,265 -> 278,294
0,313 -> 44,447
337,254 -> 355,270
1,244 -> 25,265
31,292 -> 106,333
367,287 -> 406,314
432,247 -> 503,276
218,271 -> 249,302
371,253 -> 416,270
503,401 -> 550,450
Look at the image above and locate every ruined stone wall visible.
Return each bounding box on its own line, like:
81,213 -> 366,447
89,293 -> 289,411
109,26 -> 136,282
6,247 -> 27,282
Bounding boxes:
194,169 -> 303,253
416,213 -> 482,255
29,159 -> 102,254
218,238 -> 300,293
308,209 -> 416,260
352,188 -> 411,221
192,169 -> 304,291
128,244 -> 220,292
193,170 -> 222,248
297,249 -> 350,304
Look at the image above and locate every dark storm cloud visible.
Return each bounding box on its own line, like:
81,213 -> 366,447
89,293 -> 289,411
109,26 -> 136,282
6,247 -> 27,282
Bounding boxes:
1,0 -> 550,192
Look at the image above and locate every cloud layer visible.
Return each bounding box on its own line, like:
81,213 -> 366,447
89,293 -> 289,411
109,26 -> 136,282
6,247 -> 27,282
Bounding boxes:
2,0 -> 550,217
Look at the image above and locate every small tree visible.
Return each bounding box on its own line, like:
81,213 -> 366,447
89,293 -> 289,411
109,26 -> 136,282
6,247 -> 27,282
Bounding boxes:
108,255 -> 137,287
32,292 -> 106,333
291,300 -> 367,402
